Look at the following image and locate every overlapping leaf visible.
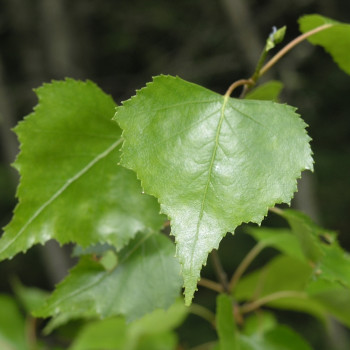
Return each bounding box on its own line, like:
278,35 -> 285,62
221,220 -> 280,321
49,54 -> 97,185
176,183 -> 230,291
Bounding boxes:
69,298 -> 187,350
299,14 -> 350,75
216,294 -> 238,350
114,75 -> 313,304
245,81 -> 283,101
0,79 -> 164,260
276,209 -> 350,288
239,325 -> 312,350
245,227 -> 306,262
34,232 -> 182,330
215,297 -> 312,350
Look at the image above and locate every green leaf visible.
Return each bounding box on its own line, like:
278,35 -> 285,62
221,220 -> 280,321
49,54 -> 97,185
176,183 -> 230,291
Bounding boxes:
307,279 -> 350,328
69,318 -> 128,350
235,255 -> 326,320
0,79 -> 164,260
242,311 -> 277,336
278,209 -> 328,263
216,294 -> 238,350
240,325 -> 312,350
129,298 -> 187,336
114,75 -> 313,304
245,227 -> 305,262
278,209 -> 350,287
12,279 -> 49,314
245,81 -> 283,101
0,295 -> 27,350
319,240 -> 350,288
299,14 -> 350,75
265,26 -> 286,52
34,232 -> 182,331
69,299 -> 187,350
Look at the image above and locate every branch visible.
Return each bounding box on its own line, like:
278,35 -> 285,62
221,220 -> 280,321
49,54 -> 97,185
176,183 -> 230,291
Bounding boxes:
229,242 -> 265,291
198,278 -> 224,293
258,24 -> 333,78
210,249 -> 230,293
224,78 -> 253,98
189,303 -> 216,328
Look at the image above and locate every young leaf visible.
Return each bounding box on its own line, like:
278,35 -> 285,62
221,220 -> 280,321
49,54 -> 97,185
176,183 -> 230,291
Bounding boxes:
245,227 -> 305,262
307,279 -> 350,328
299,14 -> 350,75
245,81 -> 283,101
280,209 -> 326,263
69,318 -> 128,350
34,232 -> 182,330
114,75 -> 313,304
317,240 -> 350,289
69,299 -> 186,350
239,325 -> 312,350
0,79 -> 164,261
277,209 -> 350,287
216,294 -> 238,350
242,311 -> 277,336
235,255 -> 326,320
265,26 -> 286,52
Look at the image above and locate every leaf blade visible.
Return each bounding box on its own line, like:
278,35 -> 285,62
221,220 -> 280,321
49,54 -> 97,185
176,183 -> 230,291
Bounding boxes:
34,232 -> 182,329
299,14 -> 350,75
216,294 -> 238,350
115,75 -> 313,304
0,79 -> 164,260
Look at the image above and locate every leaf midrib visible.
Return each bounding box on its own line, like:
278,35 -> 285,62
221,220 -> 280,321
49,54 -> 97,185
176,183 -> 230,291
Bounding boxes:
0,138 -> 123,256
190,95 -> 229,267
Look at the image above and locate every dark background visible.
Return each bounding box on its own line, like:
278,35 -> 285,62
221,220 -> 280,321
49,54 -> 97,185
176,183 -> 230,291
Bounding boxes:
0,0 -> 349,349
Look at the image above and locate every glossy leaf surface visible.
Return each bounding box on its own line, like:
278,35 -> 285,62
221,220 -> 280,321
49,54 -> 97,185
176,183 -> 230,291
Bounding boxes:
0,79 -> 164,260
115,75 -> 313,304
299,14 -> 350,75
34,232 -> 182,329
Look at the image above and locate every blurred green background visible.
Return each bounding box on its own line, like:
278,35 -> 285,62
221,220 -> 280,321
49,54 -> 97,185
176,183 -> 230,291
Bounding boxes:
0,0 -> 349,349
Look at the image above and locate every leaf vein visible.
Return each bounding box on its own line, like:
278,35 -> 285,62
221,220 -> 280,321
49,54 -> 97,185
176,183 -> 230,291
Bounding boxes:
190,96 -> 229,267
0,138 -> 123,255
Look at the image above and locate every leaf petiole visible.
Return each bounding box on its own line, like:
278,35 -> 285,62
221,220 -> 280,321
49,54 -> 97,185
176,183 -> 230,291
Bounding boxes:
227,23 -> 333,98
229,241 -> 265,292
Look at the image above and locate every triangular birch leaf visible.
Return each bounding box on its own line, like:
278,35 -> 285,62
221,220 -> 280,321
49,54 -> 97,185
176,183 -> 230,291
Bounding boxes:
0,79 -> 164,260
114,75 -> 313,304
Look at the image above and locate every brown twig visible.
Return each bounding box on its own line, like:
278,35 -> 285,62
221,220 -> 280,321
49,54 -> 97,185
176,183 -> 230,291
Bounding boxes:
210,249 -> 230,293
229,242 -> 265,291
258,24 -> 333,78
224,78 -> 254,98
198,277 -> 224,293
